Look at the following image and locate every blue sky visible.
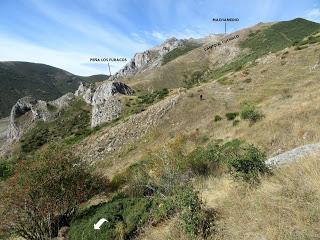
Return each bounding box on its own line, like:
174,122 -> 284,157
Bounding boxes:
0,0 -> 320,76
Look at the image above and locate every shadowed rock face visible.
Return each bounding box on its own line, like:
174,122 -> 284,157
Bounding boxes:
75,81 -> 134,127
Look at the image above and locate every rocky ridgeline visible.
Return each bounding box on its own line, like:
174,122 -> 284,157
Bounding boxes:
4,80 -> 133,143
75,81 -> 134,127
7,93 -> 75,141
110,37 -> 184,80
3,36 -> 187,144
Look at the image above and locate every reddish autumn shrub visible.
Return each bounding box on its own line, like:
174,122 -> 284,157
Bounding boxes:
0,144 -> 109,239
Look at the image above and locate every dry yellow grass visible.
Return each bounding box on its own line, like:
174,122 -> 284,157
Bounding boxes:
145,155 -> 320,240
203,155 -> 320,240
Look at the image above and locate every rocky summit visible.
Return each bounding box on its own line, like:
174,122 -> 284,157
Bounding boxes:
110,37 -> 184,80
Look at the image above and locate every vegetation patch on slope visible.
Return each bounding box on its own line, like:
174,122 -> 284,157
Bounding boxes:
210,18 -> 320,80
162,41 -> 201,65
0,144 -> 109,240
20,99 -> 91,153
69,136 -> 269,239
212,155 -> 320,239
121,88 -> 169,116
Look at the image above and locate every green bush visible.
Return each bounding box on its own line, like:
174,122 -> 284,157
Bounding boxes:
224,141 -> 269,182
0,162 -> 14,181
233,119 -> 240,126
185,145 -> 221,176
244,78 -> 252,83
69,185 -> 214,240
175,186 -> 215,238
240,104 -> 264,124
138,88 -> 169,105
294,45 -> 309,50
214,115 -> 222,122
225,112 -> 239,121
69,196 -> 152,240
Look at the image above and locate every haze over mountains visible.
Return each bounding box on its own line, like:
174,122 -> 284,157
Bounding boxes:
0,61 -> 107,118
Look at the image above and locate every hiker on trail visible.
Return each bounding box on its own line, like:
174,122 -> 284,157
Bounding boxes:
200,94 -> 203,100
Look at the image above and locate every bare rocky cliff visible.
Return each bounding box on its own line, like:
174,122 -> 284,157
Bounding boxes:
7,93 -> 75,141
75,81 -> 134,127
3,79 -> 134,145
110,37 -> 185,80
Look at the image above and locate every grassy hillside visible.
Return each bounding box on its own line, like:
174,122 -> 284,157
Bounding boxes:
202,154 -> 320,239
0,61 -> 107,118
209,18 -> 320,79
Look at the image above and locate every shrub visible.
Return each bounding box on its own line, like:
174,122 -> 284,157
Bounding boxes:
198,135 -> 209,143
235,65 -> 243,72
0,144 -> 109,239
214,115 -> 222,122
240,104 -> 264,124
69,185 -> 215,240
176,186 -> 215,238
69,196 -> 153,240
224,141 -> 270,182
225,112 -> 239,121
185,144 -> 221,176
244,78 -> 252,83
294,45 -> 308,50
233,119 -> 240,126
0,161 -> 14,181
138,88 -> 169,104
183,71 -> 203,88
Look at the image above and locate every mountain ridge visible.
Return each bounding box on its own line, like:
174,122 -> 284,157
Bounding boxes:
0,61 -> 108,118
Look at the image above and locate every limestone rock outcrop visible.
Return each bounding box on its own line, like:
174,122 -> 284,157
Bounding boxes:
75,82 -> 94,104
75,81 -> 134,127
77,91 -> 181,168
110,37 -> 184,80
7,93 -> 75,141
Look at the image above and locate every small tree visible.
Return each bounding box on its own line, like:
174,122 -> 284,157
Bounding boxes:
0,144 -> 109,239
240,103 -> 264,124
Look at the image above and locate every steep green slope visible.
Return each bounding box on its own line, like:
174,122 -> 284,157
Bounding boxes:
241,18 -> 320,56
210,18 -> 320,79
0,61 -> 107,118
162,41 -> 201,65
